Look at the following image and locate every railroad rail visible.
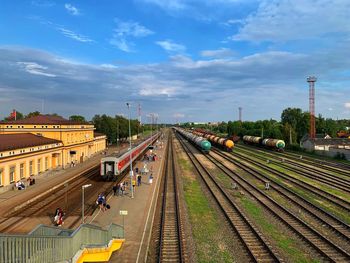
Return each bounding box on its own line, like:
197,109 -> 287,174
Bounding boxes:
176,131 -> 282,262
240,144 -> 350,177
212,148 -> 350,251
0,167 -> 117,233
204,149 -> 350,261
232,149 -> 350,214
157,133 -> 186,262
237,145 -> 350,192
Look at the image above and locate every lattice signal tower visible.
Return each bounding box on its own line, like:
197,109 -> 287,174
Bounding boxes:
307,76 -> 317,138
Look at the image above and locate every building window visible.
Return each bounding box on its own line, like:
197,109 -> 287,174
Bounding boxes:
20,163 -> 25,178
45,157 -> 48,171
0,169 -> 3,186
29,161 -> 33,176
10,166 -> 15,183
37,159 -> 41,174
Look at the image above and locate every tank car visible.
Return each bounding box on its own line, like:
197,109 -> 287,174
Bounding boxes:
194,130 -> 234,152
174,128 -> 211,153
262,139 -> 285,151
243,135 -> 285,151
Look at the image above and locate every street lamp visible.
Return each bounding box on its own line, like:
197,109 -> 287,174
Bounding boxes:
82,184 -> 92,224
126,103 -> 134,198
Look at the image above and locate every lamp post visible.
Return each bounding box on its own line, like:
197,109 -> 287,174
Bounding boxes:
82,184 -> 92,224
126,103 -> 134,198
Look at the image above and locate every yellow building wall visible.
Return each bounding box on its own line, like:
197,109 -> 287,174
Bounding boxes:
0,148 -> 62,187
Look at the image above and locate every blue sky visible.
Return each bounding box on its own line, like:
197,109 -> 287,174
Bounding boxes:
0,0 -> 349,123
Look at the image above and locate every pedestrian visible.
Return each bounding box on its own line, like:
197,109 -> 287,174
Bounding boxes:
121,182 -> 125,196
112,184 -> 118,196
137,174 -> 142,186
132,178 -> 136,191
149,174 -> 153,184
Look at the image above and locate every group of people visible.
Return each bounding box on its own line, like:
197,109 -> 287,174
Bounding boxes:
15,181 -> 25,190
96,193 -> 111,211
112,182 -> 127,196
54,208 -> 64,226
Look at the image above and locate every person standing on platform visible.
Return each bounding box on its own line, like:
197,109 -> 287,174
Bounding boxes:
132,178 -> 136,192
112,184 -> 118,196
137,174 -> 142,186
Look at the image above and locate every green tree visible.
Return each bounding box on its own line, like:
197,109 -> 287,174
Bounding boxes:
69,115 -> 86,122
26,111 -> 41,118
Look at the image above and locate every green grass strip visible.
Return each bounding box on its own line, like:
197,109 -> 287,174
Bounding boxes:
179,158 -> 236,263
240,196 -> 320,263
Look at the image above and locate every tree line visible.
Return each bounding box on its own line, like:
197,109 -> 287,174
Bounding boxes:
182,107 -> 350,145
1,111 -> 149,144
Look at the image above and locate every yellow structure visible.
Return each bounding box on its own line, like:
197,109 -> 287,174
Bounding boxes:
76,239 -> 124,263
0,115 -> 106,189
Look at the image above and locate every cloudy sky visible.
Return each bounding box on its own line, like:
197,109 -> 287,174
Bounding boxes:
0,0 -> 350,123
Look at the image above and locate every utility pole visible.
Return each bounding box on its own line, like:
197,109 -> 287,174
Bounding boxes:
126,103 -> 134,198
239,107 -> 242,122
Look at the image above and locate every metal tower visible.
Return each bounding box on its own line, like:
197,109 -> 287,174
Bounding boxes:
138,103 -> 141,125
307,76 -> 317,139
239,107 -> 242,122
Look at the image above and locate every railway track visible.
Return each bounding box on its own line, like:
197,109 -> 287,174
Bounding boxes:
157,133 -> 186,262
176,132 -> 282,262
240,144 -> 350,177
0,167 -> 118,233
237,145 -> 350,191
231,149 -> 350,214
212,148 -> 350,251
203,149 -> 350,261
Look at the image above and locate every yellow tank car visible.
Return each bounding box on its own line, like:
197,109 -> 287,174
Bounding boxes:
225,139 -> 234,150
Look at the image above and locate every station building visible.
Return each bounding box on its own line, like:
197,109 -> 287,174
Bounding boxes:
0,115 -> 106,189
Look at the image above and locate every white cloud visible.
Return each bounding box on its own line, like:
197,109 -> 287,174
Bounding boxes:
111,20 -> 154,52
233,0 -> 350,42
173,113 -> 185,118
138,0 -> 186,10
156,40 -> 186,53
345,103 -> 350,109
17,62 -> 56,77
2,45 -> 350,121
200,48 -> 234,58
57,27 -> 93,42
64,3 -> 80,15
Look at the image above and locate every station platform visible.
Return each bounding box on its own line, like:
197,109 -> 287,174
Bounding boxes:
85,138 -> 166,262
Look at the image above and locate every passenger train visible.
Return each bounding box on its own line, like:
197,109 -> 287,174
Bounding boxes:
100,133 -> 160,180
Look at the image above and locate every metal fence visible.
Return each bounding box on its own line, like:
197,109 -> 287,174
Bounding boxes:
0,223 -> 124,263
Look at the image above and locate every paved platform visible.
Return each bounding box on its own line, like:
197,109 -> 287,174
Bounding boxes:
86,137 -> 166,263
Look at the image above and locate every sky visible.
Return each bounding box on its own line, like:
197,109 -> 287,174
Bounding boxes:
0,0 -> 350,123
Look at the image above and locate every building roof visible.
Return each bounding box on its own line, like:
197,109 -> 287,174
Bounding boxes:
312,138 -> 350,146
0,133 -> 62,151
0,115 -> 89,125
94,131 -> 106,138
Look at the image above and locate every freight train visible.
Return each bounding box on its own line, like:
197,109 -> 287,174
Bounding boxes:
174,127 -> 211,153
192,129 -> 234,152
243,135 -> 285,151
100,133 -> 160,180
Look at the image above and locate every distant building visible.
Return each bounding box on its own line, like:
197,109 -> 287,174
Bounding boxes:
300,134 -> 350,160
0,115 -> 106,189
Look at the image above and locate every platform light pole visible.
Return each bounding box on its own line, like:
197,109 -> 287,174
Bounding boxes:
126,103 -> 134,198
82,184 -> 92,224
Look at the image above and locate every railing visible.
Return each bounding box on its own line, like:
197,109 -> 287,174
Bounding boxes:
0,223 -> 124,263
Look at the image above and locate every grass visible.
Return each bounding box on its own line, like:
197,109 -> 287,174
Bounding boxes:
179,158 -> 236,263
240,196 -> 320,263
